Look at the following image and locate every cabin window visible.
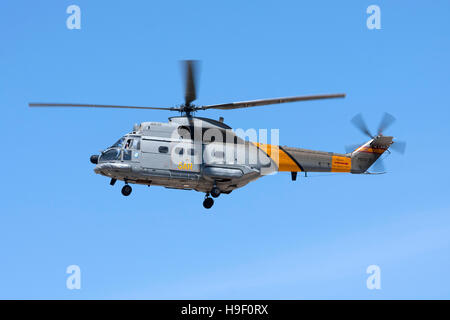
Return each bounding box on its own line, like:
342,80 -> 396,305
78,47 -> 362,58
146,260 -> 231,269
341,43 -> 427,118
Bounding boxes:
189,148 -> 195,156
158,146 -> 169,153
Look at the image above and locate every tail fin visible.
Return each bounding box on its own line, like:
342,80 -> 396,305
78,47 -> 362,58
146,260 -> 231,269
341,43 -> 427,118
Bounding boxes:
350,136 -> 393,173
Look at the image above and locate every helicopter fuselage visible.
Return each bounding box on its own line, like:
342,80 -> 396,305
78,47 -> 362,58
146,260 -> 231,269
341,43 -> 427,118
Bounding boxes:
92,116 -> 392,195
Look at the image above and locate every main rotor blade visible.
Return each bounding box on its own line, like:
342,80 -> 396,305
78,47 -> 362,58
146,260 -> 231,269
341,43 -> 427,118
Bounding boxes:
197,93 -> 345,111
351,113 -> 373,138
183,60 -> 199,106
390,140 -> 406,154
377,112 -> 396,135
28,103 -> 179,111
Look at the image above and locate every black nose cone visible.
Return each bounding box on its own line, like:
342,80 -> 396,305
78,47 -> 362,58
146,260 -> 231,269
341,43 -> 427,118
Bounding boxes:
90,155 -> 99,164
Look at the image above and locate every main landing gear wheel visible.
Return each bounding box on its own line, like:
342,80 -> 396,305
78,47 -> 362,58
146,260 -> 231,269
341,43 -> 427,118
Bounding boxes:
210,186 -> 221,198
121,184 -> 132,196
203,197 -> 214,209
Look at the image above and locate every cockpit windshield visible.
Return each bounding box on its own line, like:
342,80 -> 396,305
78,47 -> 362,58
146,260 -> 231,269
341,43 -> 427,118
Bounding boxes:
99,148 -> 121,162
110,138 -> 125,149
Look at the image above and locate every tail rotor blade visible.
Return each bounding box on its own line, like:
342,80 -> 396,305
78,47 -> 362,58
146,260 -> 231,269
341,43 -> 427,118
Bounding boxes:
183,60 -> 199,106
390,140 -> 406,154
377,112 -> 396,135
351,113 -> 373,138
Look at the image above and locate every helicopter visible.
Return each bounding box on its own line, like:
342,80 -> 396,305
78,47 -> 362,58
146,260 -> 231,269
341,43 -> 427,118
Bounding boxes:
29,60 -> 405,209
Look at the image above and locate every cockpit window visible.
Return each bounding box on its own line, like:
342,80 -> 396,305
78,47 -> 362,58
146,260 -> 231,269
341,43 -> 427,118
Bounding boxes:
111,138 -> 124,149
123,149 -> 132,160
124,138 -> 140,150
99,149 -> 120,161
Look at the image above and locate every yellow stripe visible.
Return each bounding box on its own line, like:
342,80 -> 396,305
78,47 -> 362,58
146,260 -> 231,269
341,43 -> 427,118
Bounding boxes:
254,143 -> 301,172
355,146 -> 385,154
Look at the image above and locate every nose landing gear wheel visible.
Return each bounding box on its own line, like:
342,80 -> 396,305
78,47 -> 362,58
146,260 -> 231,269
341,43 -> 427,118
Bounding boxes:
121,184 -> 132,196
203,197 -> 214,209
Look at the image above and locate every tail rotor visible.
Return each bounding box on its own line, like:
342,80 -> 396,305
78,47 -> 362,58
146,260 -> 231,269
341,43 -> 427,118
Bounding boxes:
350,113 -> 374,139
346,113 -> 406,173
377,112 -> 396,136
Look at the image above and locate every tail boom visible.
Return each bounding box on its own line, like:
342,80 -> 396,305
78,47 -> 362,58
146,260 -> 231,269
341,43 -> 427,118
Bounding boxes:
255,143 -> 352,173
255,136 -> 393,175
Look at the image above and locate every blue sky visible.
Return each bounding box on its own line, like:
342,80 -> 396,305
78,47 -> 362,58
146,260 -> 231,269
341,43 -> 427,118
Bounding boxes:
1,0 -> 449,299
